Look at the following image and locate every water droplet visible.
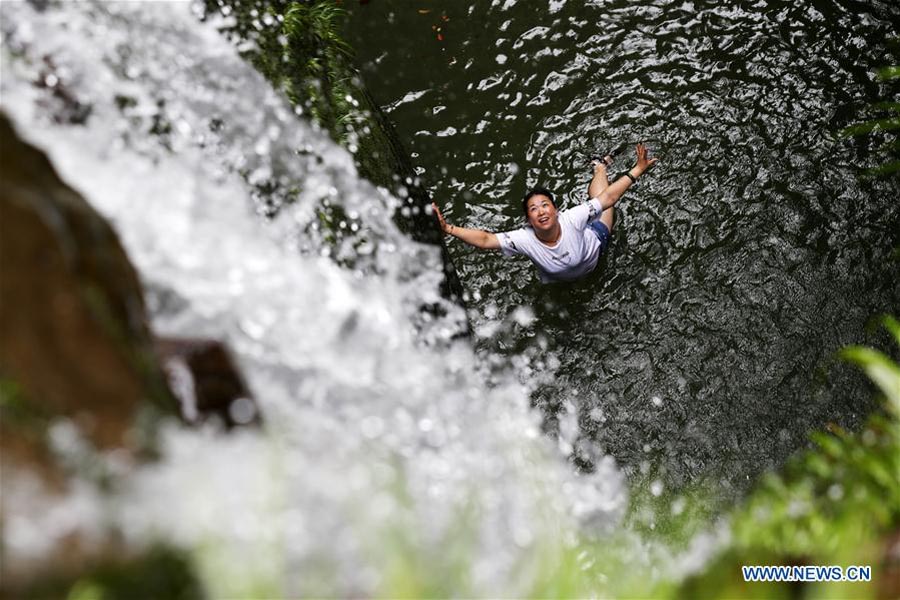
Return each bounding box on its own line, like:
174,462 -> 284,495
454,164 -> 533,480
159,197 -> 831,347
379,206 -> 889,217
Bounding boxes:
827,484 -> 843,501
360,416 -> 384,439
228,397 -> 256,425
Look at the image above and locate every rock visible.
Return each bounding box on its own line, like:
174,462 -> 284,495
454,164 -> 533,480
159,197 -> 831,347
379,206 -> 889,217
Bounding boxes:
154,337 -> 260,428
0,112 -> 262,444
0,111 -> 257,598
0,112 -> 177,450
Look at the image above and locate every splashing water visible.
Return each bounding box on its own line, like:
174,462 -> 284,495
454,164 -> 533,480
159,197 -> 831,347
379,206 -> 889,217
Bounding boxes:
0,2 -> 669,596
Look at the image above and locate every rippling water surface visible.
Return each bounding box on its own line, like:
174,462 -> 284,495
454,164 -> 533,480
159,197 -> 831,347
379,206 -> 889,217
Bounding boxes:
346,0 -> 900,492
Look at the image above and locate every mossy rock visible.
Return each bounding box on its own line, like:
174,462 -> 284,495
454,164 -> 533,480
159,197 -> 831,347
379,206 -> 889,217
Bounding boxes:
0,113 -> 178,450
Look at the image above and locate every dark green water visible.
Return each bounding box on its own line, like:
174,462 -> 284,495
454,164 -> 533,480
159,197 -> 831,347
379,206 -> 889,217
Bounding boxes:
345,1 -> 900,494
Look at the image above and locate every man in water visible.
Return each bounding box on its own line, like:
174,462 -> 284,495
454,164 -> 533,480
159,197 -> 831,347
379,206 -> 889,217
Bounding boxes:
431,143 -> 658,283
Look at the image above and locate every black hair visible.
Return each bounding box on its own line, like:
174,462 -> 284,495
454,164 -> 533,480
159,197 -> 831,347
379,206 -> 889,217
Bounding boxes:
521,186 -> 556,215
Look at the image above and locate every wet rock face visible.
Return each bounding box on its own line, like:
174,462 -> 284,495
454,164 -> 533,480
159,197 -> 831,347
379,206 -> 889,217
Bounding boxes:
0,113 -> 260,597
154,337 -> 259,428
0,113 -> 262,444
0,113 -> 176,449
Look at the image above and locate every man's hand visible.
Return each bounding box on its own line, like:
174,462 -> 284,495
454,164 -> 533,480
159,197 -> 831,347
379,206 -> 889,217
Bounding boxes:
633,143 -> 659,176
431,202 -> 452,235
430,202 -> 500,249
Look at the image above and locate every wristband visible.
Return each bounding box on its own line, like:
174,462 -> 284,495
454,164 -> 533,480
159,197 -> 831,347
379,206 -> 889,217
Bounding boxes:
624,171 -> 637,184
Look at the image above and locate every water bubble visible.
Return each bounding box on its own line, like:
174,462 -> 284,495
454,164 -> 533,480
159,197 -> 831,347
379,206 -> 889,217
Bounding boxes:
827,484 -> 843,501
651,395 -> 663,407
228,397 -> 256,425
484,303 -> 499,319
787,499 -> 808,518
253,136 -> 270,156
650,480 -> 664,497
513,525 -> 533,547
511,305 -> 534,326
360,416 -> 384,439
495,54 -> 508,64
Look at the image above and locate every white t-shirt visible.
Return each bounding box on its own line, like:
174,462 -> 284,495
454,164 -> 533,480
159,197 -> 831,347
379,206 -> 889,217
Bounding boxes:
496,198 -> 605,283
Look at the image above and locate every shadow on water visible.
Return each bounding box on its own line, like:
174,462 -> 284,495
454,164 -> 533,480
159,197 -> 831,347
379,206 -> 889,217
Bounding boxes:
345,0 -> 900,497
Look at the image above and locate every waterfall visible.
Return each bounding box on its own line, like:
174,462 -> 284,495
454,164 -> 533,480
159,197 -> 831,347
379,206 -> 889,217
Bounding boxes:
0,2 -> 633,596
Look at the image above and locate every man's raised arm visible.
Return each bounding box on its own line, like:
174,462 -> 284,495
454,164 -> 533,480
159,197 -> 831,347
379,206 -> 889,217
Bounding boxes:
431,203 -> 501,250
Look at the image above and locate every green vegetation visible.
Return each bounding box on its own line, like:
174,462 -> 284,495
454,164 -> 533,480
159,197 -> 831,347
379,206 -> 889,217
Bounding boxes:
841,55 -> 900,177
201,0 -> 430,212
356,316 -> 898,598
202,0 -> 464,297
678,316 -> 900,599
41,547 -> 201,600
204,0 -> 357,144
199,0 -> 466,305
474,316 -> 899,599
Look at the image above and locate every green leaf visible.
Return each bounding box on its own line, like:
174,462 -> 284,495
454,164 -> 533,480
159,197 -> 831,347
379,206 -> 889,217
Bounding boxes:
876,66 -> 900,79
881,315 -> 900,346
863,161 -> 900,177
876,138 -> 900,153
811,432 -> 844,460
840,346 -> 900,415
841,117 -> 900,137
870,101 -> 900,112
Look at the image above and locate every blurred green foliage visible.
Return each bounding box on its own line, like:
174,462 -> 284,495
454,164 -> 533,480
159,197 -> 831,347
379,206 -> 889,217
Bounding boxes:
841,54 -> 900,177
200,0 -> 416,192
56,547 -> 202,600
201,1 -> 350,138
679,316 -> 900,599
0,376 -> 50,443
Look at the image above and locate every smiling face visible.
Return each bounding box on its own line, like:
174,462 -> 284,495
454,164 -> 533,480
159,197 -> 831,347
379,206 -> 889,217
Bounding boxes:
525,194 -> 558,233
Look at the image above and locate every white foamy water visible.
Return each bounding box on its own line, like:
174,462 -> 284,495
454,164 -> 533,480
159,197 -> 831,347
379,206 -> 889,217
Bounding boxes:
0,1 -> 635,596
